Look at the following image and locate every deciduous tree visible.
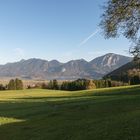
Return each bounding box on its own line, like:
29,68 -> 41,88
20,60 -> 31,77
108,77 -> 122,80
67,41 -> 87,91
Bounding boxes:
100,0 -> 140,60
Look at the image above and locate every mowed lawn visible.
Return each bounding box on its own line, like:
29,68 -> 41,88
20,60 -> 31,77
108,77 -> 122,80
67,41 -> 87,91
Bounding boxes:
0,86 -> 140,140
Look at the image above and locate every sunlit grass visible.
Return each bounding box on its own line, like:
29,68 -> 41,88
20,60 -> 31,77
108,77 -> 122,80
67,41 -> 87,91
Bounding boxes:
0,117 -> 24,125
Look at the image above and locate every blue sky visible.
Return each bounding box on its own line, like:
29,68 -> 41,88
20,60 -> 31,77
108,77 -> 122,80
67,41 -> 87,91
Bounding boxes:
0,0 -> 131,64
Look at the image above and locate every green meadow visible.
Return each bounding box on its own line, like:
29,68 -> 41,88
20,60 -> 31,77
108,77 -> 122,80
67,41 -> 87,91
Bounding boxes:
0,86 -> 140,140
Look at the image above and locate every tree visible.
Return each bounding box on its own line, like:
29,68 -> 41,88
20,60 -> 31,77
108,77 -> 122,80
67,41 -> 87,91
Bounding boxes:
100,0 -> 140,59
129,44 -> 140,61
8,79 -> 23,90
15,78 -> 23,90
47,80 -> 53,89
47,80 -> 59,90
8,79 -> 16,90
61,81 -> 69,90
41,83 -> 47,89
86,80 -> 96,89
52,79 -> 59,90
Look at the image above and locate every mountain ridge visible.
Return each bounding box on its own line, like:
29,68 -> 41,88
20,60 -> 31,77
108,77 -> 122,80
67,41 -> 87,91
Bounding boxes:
0,53 -> 132,80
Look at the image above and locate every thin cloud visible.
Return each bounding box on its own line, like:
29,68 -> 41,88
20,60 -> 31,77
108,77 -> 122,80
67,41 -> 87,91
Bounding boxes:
79,28 -> 100,46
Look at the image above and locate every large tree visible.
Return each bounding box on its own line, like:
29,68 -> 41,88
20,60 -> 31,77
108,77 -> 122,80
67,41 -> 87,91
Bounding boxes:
100,0 -> 140,60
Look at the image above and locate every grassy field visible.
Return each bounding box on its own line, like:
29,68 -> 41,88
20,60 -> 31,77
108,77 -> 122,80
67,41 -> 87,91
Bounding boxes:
0,86 -> 140,140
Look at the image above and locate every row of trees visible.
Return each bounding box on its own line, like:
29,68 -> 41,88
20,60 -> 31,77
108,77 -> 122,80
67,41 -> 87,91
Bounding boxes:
0,77 -> 138,92
106,68 -> 140,85
42,79 -> 96,91
8,79 -> 23,90
42,79 -> 59,90
61,79 -> 96,91
121,69 -> 140,85
93,80 -> 128,88
127,69 -> 140,85
42,79 -> 129,91
0,78 -> 23,90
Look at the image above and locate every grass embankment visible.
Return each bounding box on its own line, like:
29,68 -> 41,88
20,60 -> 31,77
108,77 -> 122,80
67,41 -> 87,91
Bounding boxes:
0,85 -> 140,140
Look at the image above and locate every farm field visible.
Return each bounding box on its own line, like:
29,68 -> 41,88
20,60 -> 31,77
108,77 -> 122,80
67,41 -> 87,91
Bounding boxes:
0,86 -> 140,140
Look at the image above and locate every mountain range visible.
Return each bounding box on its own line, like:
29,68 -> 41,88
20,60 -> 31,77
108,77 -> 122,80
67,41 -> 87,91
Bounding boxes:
0,53 -> 132,80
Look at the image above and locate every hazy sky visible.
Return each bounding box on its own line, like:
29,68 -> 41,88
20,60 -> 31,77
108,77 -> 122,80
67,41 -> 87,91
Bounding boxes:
0,0 -> 131,64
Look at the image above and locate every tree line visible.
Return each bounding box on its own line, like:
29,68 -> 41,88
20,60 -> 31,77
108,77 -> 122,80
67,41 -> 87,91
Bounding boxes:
42,79 -> 96,91
41,79 -> 129,91
106,69 -> 140,86
0,78 -> 23,90
94,80 -> 128,88
0,77 -> 138,92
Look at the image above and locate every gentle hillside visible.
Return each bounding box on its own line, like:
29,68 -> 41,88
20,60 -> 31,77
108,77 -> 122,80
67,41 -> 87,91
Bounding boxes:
0,53 -> 132,80
104,60 -> 140,81
0,86 -> 140,140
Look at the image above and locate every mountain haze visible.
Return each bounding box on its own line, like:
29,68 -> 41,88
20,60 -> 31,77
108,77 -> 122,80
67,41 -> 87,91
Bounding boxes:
0,53 -> 132,80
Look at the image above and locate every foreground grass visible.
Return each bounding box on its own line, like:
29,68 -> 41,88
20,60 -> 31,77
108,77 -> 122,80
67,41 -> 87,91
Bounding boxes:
0,85 -> 140,140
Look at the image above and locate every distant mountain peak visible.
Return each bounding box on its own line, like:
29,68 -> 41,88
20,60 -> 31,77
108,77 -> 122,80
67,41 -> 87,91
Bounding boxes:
0,53 -> 132,80
20,59 -> 25,62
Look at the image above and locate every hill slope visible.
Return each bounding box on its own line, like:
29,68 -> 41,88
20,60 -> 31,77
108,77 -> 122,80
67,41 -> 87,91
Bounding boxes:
104,60 -> 140,81
0,53 -> 132,80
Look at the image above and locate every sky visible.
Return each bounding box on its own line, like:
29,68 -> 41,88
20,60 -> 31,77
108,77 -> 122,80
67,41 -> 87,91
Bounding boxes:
0,0 -> 131,64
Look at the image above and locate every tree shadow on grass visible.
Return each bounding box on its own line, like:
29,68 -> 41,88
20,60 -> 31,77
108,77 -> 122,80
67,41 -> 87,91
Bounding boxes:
0,99 -> 68,140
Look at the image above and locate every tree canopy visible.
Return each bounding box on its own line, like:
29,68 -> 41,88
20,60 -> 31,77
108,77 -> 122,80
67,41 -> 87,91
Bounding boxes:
100,0 -> 140,59
8,79 -> 23,90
